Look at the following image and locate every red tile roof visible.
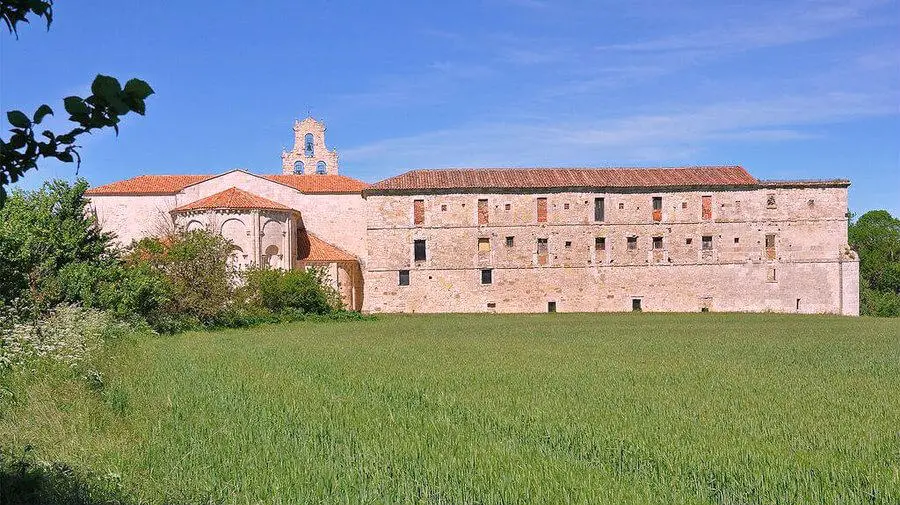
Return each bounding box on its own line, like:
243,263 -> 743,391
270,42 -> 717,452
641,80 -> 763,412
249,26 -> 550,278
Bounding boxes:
172,187 -> 293,212
85,175 -> 214,195
297,230 -> 357,262
366,166 -> 759,193
85,172 -> 368,195
263,174 -> 369,193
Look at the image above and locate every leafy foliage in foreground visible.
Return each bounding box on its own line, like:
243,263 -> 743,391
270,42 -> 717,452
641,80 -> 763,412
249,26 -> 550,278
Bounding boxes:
0,0 -> 153,206
1,313 -> 898,504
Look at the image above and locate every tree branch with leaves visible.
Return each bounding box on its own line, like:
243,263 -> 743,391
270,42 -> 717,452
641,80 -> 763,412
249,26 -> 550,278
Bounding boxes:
0,0 -> 153,206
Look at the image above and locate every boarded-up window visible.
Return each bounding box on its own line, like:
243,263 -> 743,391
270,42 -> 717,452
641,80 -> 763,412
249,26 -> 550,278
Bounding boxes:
702,235 -> 713,250
652,197 -> 662,222
767,268 -> 776,283
537,238 -> 549,265
413,199 -> 424,225
399,270 -> 410,286
701,196 -> 712,220
765,234 -> 776,259
652,236 -> 663,249
627,236 -> 637,250
414,239 -> 426,261
477,199 -> 488,225
595,237 -> 605,251
478,237 -> 491,252
594,197 -> 605,222
537,198 -> 547,223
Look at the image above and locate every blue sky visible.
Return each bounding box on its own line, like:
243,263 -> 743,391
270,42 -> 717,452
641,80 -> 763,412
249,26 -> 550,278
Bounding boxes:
2,0 -> 898,214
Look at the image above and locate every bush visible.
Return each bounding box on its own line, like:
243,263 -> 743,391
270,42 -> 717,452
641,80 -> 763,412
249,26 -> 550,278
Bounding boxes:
241,266 -> 340,315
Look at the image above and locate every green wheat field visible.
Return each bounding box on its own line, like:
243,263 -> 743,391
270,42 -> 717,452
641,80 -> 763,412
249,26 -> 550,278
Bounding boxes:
3,313 -> 899,504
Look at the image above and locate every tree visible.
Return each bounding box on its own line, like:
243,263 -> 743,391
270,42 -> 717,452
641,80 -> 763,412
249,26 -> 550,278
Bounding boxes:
849,210 -> 900,316
0,0 -> 153,206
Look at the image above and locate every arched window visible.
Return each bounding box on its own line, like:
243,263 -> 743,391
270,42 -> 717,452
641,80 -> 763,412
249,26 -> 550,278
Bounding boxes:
293,161 -> 304,174
316,161 -> 326,174
304,133 -> 314,157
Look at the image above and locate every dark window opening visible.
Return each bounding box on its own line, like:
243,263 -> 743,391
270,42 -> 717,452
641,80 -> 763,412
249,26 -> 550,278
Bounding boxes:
594,197 -> 605,221
487,302 -> 496,309
481,269 -> 492,285
652,197 -> 662,210
682,202 -> 688,209
564,241 -> 572,249
734,237 -> 740,244
563,203 -> 570,210
632,298 -> 642,312
701,236 -> 713,250
627,236 -> 637,250
398,270 -> 410,286
595,237 -> 606,251
505,236 -> 514,247
547,301 -> 556,312
796,298 -> 801,311
441,204 -> 447,211
686,237 -> 693,245
618,202 -> 625,210
414,240 -> 426,262
652,236 -> 663,249
701,307 -> 709,313
767,194 -> 777,209
505,203 -> 511,211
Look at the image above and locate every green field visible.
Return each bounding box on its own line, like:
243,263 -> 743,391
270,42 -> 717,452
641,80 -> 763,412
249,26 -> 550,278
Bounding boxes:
2,313 -> 899,504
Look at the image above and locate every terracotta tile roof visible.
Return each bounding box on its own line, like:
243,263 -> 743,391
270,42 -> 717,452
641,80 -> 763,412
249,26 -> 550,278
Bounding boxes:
172,187 -> 293,212
760,179 -> 850,188
85,175 -> 214,195
263,174 -> 369,193
297,230 -> 357,262
366,166 -> 759,193
86,172 -> 368,195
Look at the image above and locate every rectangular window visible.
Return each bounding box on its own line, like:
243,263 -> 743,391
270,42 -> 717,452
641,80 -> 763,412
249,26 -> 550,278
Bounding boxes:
537,238 -> 549,265
477,199 -> 488,225
594,197 -> 605,222
504,203 -> 511,211
652,236 -> 663,249
595,237 -> 606,251
505,236 -> 514,247
441,204 -> 447,211
627,236 -> 637,250
652,197 -> 662,222
537,197 -> 547,223
765,234 -> 776,260
413,199 -> 424,225
547,301 -> 556,313
414,239 -> 426,261
767,194 -> 777,209
564,241 -> 572,249
563,203 -> 570,210
767,267 -> 776,283
702,236 -> 713,250
477,237 -> 491,252
632,298 -> 642,312
481,269 -> 492,285
398,270 -> 410,286
701,196 -> 712,220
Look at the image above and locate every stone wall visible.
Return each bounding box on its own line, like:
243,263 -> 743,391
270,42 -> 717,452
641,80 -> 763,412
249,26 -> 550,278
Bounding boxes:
363,185 -> 859,315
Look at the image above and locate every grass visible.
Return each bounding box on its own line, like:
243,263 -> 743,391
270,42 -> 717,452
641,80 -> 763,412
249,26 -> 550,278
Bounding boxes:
2,313 -> 899,504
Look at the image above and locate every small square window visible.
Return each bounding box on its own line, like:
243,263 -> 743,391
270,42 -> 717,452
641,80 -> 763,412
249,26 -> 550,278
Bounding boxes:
618,202 -> 625,210
734,237 -> 740,244
595,237 -> 606,251
481,269 -> 492,285
686,237 -> 692,245
627,236 -> 637,250
652,236 -> 663,249
441,204 -> 447,211
504,203 -> 511,211
398,270 -> 410,286
563,203 -> 570,210
681,202 -> 687,209
505,236 -> 514,247
702,236 -> 713,250
564,241 -> 572,248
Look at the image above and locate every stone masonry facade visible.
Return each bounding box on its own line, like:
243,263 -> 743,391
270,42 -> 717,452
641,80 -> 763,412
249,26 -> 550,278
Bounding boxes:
85,118 -> 859,315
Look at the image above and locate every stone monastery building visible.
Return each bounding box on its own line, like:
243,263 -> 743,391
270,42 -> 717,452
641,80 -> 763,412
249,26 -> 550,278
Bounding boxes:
86,118 -> 859,315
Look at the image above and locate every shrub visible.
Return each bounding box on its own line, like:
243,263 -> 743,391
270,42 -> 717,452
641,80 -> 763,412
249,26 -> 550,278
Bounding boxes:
127,230 -> 236,326
241,266 -> 341,315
